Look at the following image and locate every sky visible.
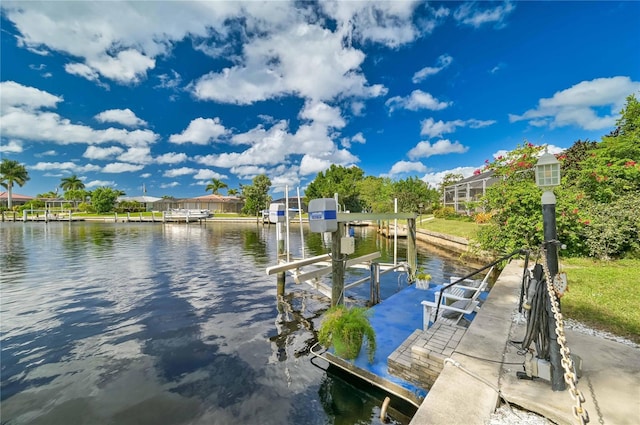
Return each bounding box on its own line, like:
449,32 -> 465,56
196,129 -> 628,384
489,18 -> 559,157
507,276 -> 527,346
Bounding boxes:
1,1 -> 639,199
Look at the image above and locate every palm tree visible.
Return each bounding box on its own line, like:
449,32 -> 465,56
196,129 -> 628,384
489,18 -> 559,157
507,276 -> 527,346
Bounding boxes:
1,159 -> 30,209
60,174 -> 85,191
227,188 -> 238,196
205,178 -> 228,195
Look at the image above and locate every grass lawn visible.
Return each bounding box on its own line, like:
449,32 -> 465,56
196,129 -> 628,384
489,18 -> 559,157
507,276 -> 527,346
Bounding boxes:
561,258 -> 640,344
419,217 -> 480,240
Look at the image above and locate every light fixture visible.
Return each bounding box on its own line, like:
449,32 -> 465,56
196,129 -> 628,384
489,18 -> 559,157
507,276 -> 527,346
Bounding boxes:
535,150 -> 561,189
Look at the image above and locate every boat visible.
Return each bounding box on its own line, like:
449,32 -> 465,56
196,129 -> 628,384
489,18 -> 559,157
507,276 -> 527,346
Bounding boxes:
164,209 -> 212,220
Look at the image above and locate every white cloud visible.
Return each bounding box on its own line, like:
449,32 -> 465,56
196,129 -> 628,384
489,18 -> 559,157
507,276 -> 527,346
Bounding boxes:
0,80 -> 62,112
299,101 -> 346,129
0,140 -> 23,153
454,1 -> 515,28
193,169 -> 227,181
156,152 -> 187,164
117,146 -> 152,164
198,110 -> 352,172
160,181 -> 180,189
85,180 -> 115,188
230,165 -> 267,179
35,150 -> 58,157
509,76 -> 640,130
95,108 -> 147,128
420,117 -> 496,138
2,2 -> 232,84
412,54 -> 453,83
65,63 -> 108,88
386,90 -> 451,113
408,139 -> 469,160
191,22 -> 386,104
299,155 -> 333,176
350,101 -> 366,116
0,82 -> 158,148
321,1 -> 447,47
387,161 -> 427,176
163,167 -> 196,178
83,145 -> 124,160
102,162 -> 144,173
155,70 -> 182,89
31,161 -> 101,172
341,132 -> 366,149
270,167 -> 301,192
169,117 -> 228,145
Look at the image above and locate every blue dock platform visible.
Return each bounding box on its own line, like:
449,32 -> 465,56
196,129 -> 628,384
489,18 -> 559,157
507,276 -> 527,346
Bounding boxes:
312,284 -> 439,406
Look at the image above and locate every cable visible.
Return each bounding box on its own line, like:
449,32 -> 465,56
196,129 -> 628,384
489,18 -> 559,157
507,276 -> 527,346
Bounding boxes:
453,350 -> 525,366
520,262 -> 550,359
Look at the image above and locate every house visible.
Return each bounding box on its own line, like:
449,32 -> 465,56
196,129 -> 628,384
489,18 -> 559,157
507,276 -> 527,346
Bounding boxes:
442,170 -> 497,214
271,196 -> 308,213
117,195 -> 164,212
178,194 -> 244,213
0,192 -> 33,208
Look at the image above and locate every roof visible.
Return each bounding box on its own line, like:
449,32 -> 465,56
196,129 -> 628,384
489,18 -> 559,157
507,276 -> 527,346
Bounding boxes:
0,192 -> 34,201
188,194 -> 242,202
444,170 -> 497,189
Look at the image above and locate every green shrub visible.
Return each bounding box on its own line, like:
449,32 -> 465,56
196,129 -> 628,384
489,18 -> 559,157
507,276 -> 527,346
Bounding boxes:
583,193 -> 640,260
433,206 -> 457,219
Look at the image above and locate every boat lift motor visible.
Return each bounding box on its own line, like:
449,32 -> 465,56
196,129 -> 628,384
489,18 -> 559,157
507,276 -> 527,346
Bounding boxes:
308,198 -> 338,233
269,203 -> 286,224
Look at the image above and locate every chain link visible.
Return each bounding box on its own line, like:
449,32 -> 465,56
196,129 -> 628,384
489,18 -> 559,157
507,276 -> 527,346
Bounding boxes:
541,247 -> 590,425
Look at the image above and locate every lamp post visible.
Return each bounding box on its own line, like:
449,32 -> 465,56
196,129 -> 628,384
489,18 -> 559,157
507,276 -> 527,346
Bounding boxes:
535,149 -> 566,391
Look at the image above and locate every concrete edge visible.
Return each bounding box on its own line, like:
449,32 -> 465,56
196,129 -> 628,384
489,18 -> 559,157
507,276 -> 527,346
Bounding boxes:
410,260 -> 523,425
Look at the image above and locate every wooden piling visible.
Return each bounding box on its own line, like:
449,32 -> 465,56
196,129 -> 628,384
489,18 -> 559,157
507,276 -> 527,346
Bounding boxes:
407,217 -> 417,276
331,222 -> 345,306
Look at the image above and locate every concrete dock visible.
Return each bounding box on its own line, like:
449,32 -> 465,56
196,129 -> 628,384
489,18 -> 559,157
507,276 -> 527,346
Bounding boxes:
410,260 -> 640,425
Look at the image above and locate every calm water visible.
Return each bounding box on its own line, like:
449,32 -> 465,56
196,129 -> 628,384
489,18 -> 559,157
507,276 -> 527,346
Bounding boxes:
1,222 -> 479,425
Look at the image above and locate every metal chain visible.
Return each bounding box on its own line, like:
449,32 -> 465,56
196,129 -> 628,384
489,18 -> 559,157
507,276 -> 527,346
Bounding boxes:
541,247 -> 590,425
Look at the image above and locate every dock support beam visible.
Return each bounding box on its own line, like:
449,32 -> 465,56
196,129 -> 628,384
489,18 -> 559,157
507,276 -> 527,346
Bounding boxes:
331,223 -> 345,306
407,217 -> 417,277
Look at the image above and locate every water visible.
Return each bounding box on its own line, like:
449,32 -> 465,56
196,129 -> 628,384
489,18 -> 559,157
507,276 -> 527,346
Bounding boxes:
1,222 -> 480,425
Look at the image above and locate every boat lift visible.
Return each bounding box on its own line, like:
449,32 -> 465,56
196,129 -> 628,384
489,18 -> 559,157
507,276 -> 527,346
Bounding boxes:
265,190 -> 418,306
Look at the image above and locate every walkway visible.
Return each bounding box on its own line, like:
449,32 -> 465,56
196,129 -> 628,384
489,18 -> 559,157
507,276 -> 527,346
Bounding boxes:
410,260 -> 640,425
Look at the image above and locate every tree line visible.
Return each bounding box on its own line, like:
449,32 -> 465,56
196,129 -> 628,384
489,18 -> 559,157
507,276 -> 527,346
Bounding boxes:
3,94 -> 637,259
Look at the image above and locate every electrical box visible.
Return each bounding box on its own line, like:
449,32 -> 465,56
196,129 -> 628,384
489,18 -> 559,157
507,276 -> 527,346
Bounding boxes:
269,203 -> 285,224
308,198 -> 338,233
340,237 -> 355,254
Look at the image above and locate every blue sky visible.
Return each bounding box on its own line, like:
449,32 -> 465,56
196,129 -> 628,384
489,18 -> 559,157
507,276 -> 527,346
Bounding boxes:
1,1 -> 639,198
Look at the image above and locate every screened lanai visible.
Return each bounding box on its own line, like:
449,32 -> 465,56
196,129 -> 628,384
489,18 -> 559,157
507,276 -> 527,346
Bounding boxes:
442,170 -> 497,214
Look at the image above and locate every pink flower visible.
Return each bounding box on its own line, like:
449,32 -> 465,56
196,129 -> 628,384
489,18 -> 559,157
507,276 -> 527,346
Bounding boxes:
473,169 -> 481,175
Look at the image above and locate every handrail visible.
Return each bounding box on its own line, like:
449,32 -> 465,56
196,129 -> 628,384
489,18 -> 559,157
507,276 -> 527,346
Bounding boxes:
433,248 -> 526,323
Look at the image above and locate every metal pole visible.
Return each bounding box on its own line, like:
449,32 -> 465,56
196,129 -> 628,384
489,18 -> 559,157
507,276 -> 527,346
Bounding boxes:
276,222 -> 286,297
393,198 -> 398,267
297,187 -> 304,259
542,190 -> 565,391
285,185 -> 290,263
